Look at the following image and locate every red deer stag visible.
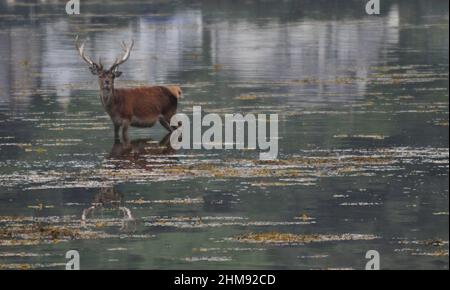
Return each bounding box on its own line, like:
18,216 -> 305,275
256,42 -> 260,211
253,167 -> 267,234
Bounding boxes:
75,36 -> 182,142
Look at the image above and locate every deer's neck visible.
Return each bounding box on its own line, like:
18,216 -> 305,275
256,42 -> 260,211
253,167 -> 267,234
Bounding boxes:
99,86 -> 115,111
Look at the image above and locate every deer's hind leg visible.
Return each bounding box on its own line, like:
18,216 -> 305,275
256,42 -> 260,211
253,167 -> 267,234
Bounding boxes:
159,116 -> 173,132
164,111 -> 180,131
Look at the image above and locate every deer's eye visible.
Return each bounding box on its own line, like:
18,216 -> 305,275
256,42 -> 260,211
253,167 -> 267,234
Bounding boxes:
89,66 -> 99,75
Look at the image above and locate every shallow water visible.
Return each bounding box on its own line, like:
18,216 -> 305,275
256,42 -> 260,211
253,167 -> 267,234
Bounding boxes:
0,0 -> 448,270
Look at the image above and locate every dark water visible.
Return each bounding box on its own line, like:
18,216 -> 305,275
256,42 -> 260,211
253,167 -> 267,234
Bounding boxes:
0,0 -> 448,270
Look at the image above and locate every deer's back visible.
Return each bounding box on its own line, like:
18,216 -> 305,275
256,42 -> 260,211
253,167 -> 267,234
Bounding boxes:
114,86 -> 178,120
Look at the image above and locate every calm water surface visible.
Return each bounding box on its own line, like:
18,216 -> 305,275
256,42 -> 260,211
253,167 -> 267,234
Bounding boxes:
0,0 -> 448,269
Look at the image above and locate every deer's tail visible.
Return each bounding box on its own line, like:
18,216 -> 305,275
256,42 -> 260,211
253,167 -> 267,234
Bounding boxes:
164,85 -> 183,99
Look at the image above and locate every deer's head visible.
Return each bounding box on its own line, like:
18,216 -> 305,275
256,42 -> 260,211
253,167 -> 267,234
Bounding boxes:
75,36 -> 134,92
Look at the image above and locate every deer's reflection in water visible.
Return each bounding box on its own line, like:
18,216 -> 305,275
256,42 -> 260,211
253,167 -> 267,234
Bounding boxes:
81,134 -> 178,230
108,133 -> 178,170
81,187 -> 135,231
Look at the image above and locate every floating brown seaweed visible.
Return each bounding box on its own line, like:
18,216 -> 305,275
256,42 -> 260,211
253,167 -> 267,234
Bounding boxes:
233,232 -> 379,245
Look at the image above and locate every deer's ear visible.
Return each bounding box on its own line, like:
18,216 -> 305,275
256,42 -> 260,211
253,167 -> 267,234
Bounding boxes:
113,71 -> 122,78
89,65 -> 100,75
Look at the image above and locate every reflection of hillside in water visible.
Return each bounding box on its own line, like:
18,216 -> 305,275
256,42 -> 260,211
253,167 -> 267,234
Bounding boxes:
0,2 -> 407,110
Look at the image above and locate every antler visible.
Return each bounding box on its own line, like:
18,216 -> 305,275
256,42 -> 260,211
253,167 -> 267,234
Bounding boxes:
75,35 -> 99,68
109,40 -> 134,71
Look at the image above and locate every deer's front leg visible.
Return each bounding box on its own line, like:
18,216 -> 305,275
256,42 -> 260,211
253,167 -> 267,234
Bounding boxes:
122,120 -> 130,143
114,124 -> 121,142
